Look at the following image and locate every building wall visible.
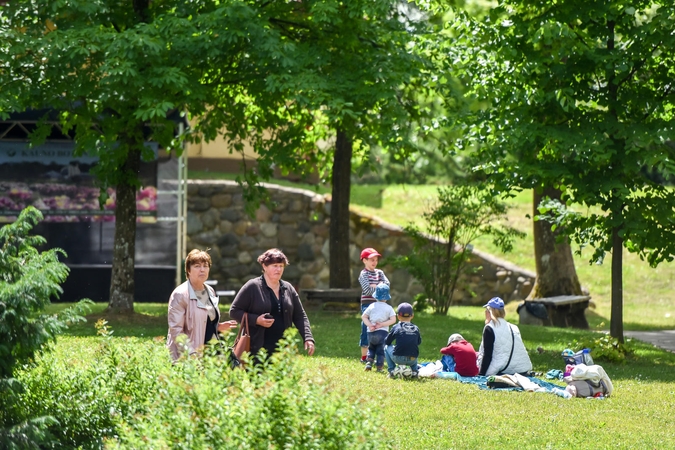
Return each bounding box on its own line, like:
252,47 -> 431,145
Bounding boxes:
186,180 -> 536,306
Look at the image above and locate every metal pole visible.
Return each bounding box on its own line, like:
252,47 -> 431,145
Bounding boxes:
175,121 -> 187,286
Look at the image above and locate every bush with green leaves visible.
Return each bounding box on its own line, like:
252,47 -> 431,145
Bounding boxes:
110,329 -> 385,450
0,206 -> 90,378
0,206 -> 91,449
390,184 -> 524,315
569,335 -> 633,364
13,320 -> 168,449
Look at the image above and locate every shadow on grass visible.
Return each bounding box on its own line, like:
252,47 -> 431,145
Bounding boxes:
307,310 -> 675,384
51,303 -> 675,383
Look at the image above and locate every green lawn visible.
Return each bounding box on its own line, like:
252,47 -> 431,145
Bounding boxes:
80,174 -> 671,447
348,185 -> 675,331
46,304 -> 675,449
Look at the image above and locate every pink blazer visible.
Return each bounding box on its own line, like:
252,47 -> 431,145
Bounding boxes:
166,281 -> 220,361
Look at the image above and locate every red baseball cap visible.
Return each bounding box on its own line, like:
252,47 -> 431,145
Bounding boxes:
360,248 -> 381,260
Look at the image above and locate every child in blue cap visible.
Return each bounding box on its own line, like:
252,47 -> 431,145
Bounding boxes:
361,283 -> 396,372
384,302 -> 422,378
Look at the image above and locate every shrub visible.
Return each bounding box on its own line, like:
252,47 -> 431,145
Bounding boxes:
109,329 -> 386,449
13,321 -> 168,449
0,207 -> 91,449
0,206 -> 90,378
390,185 -> 524,315
569,335 -> 633,364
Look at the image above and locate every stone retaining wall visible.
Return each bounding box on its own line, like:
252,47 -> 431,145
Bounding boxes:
186,180 -> 536,306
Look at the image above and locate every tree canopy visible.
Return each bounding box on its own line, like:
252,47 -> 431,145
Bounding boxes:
0,1 -> 321,311
453,0 -> 675,339
1,0 -> 450,302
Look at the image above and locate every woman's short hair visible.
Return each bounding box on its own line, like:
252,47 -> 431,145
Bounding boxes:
487,306 -> 506,324
185,249 -> 211,274
257,248 -> 290,266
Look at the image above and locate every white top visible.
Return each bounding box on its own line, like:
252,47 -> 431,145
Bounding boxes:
363,302 -> 396,332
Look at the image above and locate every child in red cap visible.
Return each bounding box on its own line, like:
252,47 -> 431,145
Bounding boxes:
357,248 -> 390,363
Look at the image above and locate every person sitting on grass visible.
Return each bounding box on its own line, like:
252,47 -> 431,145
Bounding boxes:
361,283 -> 397,372
477,297 -> 532,376
384,302 -> 421,378
440,333 -> 479,377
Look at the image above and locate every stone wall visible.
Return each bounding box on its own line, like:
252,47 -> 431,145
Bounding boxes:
186,180 -> 536,306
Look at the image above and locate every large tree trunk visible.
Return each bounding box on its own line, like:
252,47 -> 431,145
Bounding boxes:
527,186 -> 582,298
329,129 -> 352,288
107,148 -> 141,314
610,225 -> 624,343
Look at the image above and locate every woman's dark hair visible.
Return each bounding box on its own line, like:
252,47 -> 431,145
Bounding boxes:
257,248 -> 290,266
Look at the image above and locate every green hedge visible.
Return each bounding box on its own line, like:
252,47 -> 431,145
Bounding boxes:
11,328 -> 384,449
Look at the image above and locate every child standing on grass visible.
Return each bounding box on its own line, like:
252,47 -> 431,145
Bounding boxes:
358,247 -> 390,363
361,283 -> 397,372
385,302 -> 421,378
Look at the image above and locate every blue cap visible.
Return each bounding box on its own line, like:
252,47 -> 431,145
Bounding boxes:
484,297 -> 505,309
397,302 -> 413,317
373,283 -> 391,301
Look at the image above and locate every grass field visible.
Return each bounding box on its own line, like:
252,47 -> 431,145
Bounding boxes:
45,301 -> 675,449
59,173 -> 669,448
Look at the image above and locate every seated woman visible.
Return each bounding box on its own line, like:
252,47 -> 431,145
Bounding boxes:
440,333 -> 479,377
477,297 -> 532,376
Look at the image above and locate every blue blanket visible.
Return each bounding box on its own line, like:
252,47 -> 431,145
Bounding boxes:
437,372 -> 565,392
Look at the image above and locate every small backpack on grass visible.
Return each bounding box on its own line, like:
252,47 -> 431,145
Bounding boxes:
563,364 -> 614,397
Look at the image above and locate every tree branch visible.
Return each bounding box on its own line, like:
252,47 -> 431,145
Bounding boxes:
617,40 -> 662,88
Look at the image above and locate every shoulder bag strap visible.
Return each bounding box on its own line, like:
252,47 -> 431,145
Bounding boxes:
231,312 -> 249,343
241,313 -> 249,335
497,324 -> 516,375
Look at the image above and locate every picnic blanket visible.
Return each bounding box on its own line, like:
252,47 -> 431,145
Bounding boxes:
434,371 -> 565,393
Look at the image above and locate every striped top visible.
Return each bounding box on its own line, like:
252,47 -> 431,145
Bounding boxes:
358,268 -> 390,305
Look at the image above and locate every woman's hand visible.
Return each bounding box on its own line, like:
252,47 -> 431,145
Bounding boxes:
304,340 -> 315,356
256,314 -> 275,328
217,320 -> 238,332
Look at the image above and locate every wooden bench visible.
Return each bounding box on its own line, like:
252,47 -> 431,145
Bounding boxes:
300,288 -> 362,312
524,295 -> 591,329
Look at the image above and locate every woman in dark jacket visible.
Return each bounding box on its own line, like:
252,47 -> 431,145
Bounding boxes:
229,248 -> 315,357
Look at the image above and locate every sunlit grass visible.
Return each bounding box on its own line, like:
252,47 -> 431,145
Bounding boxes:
352,186 -> 675,331
50,307 -> 675,449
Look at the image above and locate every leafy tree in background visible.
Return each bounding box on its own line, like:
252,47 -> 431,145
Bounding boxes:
454,0 -> 675,341
0,0 -> 451,303
0,1 -> 316,313
260,1 -> 446,288
439,2 -> 584,302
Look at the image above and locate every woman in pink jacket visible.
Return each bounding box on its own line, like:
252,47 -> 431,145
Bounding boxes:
166,249 -> 238,361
